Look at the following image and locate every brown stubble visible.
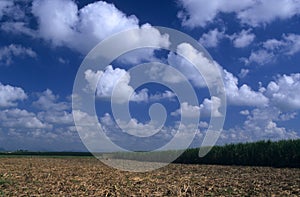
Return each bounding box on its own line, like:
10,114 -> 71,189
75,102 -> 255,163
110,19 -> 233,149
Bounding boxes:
0,157 -> 299,196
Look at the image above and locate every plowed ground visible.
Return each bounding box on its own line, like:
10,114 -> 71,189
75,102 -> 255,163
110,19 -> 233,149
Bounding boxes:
0,157 -> 299,196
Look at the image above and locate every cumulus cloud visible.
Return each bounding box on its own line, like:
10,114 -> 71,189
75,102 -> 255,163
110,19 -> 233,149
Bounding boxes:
223,69 -> 269,107
149,91 -> 176,101
265,73 -> 300,111
167,43 -> 268,107
0,88 -> 84,151
178,0 -> 300,28
168,43 -> 221,87
38,110 -> 73,125
99,113 -> 203,150
86,66 -> 146,103
223,107 -> 299,143
238,69 -> 250,78
244,50 -> 275,65
171,96 -> 222,118
3,1 -> 164,64
31,0 -> 138,53
30,0 -> 170,60
177,0 -> 254,28
0,44 -> 37,66
237,0 -> 300,27
275,34 -> 300,55
244,33 -> 300,65
85,66 -> 175,104
33,89 -> 70,111
171,102 -> 201,118
0,108 -> 49,129
32,89 -> 74,125
167,52 -> 205,87
240,110 -> 250,115
117,118 -> 161,137
0,83 -> 27,108
231,29 -> 255,48
199,28 -> 225,48
199,28 -> 255,48
200,97 -> 223,117
84,69 -> 103,92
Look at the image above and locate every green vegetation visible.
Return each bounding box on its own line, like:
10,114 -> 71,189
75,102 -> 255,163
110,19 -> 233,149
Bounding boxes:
0,139 -> 299,168
174,139 -> 300,168
111,139 -> 300,168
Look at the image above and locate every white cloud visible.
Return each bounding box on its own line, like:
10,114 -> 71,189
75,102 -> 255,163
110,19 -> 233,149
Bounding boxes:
30,0 -> 170,58
237,0 -> 300,27
263,39 -> 286,51
244,33 -> 300,65
32,0 -> 82,47
199,121 -> 209,128
231,29 -> 255,48
85,67 -> 147,103
167,52 -> 205,87
178,0 -> 300,28
0,83 -> 27,108
171,96 -> 222,118
117,48 -> 158,65
149,91 -> 176,101
167,43 -> 268,107
171,102 -> 201,118
84,69 -> 103,92
85,66 -> 177,103
280,34 -> 300,55
0,44 -> 37,65
117,118 -> 160,137
168,43 -> 221,87
32,89 -> 73,125
223,69 -> 269,107
103,23 -> 170,64
242,108 -> 298,140
0,88 -> 85,151
38,110 -> 73,125
3,1 -> 167,65
0,0 -> 13,19
31,0 -> 138,53
221,107 -> 299,143
243,49 -> 275,65
265,73 -> 300,111
99,113 -> 203,150
0,108 -> 49,129
199,28 -> 225,48
92,66 -> 147,103
177,0 -> 254,28
199,28 -> 255,48
261,34 -> 300,54
1,22 -> 36,37
33,89 -> 70,111
238,69 -> 250,78
240,110 -> 250,115
58,57 -> 69,64
200,97 -> 222,117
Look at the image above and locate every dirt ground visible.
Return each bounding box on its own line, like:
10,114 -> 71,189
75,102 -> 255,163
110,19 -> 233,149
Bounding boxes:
0,157 -> 299,196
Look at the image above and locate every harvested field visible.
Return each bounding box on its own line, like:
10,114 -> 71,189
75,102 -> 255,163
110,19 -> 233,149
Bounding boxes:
0,157 -> 299,196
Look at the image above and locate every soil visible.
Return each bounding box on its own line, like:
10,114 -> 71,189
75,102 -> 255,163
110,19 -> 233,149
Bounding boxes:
0,157 -> 299,196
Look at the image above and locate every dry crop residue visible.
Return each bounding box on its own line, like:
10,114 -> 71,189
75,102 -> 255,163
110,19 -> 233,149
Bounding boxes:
0,157 -> 299,196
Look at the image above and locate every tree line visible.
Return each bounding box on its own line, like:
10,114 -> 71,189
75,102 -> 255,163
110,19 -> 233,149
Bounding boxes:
111,139 -> 300,168
175,139 -> 300,167
1,139 -> 299,168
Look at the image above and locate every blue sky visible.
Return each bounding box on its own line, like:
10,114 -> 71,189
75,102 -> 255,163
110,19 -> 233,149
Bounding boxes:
0,0 -> 300,151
